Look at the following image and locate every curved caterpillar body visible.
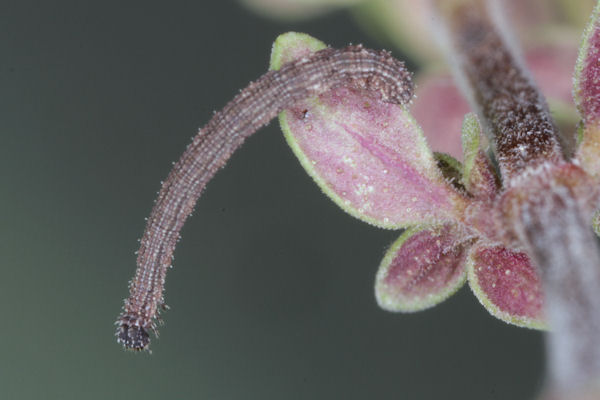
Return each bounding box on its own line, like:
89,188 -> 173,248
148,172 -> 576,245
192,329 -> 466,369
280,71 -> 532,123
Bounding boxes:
116,45 -> 413,350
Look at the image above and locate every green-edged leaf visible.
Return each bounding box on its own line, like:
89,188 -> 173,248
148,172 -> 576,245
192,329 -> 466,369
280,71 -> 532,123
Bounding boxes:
375,225 -> 470,312
593,209 -> 600,237
574,1 -> 600,175
467,245 -> 546,329
434,152 -> 466,193
270,32 -> 467,229
461,113 -> 500,200
270,32 -> 327,69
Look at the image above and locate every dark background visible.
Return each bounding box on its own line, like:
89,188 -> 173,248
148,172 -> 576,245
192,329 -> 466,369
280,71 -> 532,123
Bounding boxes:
0,1 -> 543,399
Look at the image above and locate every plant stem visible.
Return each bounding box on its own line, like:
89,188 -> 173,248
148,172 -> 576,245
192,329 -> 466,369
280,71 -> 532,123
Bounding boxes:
520,179 -> 600,395
435,0 -> 563,180
435,0 -> 600,396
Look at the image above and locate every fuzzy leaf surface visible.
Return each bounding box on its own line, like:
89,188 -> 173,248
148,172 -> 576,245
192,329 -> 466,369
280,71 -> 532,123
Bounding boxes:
271,33 -> 465,228
467,245 -> 546,329
574,0 -> 600,124
375,225 -> 470,312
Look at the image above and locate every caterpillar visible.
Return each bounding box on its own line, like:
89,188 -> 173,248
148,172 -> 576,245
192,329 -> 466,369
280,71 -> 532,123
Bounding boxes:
115,44 -> 414,351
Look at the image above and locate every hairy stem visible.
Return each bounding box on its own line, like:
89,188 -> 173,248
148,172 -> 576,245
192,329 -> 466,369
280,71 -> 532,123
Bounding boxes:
522,185 -> 600,395
435,0 -> 563,181
116,45 -> 413,350
435,0 -> 600,396
500,163 -> 600,397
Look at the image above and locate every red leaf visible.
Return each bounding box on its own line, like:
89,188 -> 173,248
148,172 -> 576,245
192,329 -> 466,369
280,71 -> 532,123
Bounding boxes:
375,225 -> 470,312
467,245 -> 546,329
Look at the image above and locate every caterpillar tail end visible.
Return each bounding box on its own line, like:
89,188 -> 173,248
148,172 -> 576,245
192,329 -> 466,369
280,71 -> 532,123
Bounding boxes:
116,314 -> 152,351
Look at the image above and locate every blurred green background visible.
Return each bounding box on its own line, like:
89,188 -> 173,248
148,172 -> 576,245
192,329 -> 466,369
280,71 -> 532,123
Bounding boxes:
0,1 -> 543,399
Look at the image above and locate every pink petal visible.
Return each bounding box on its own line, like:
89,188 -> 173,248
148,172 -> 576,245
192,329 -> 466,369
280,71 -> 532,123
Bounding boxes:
467,245 -> 546,329
412,74 -> 470,160
503,0 -> 557,38
375,225 -> 470,312
526,43 -> 577,108
272,33 -> 467,228
574,2 -> 600,124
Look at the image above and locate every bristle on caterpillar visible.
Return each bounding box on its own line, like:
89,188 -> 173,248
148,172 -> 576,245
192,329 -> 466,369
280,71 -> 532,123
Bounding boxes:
116,44 -> 414,350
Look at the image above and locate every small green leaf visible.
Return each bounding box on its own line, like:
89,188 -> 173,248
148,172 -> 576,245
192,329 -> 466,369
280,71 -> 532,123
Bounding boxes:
375,225 -> 470,312
460,113 -> 499,199
434,152 -> 465,192
461,112 -> 481,182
